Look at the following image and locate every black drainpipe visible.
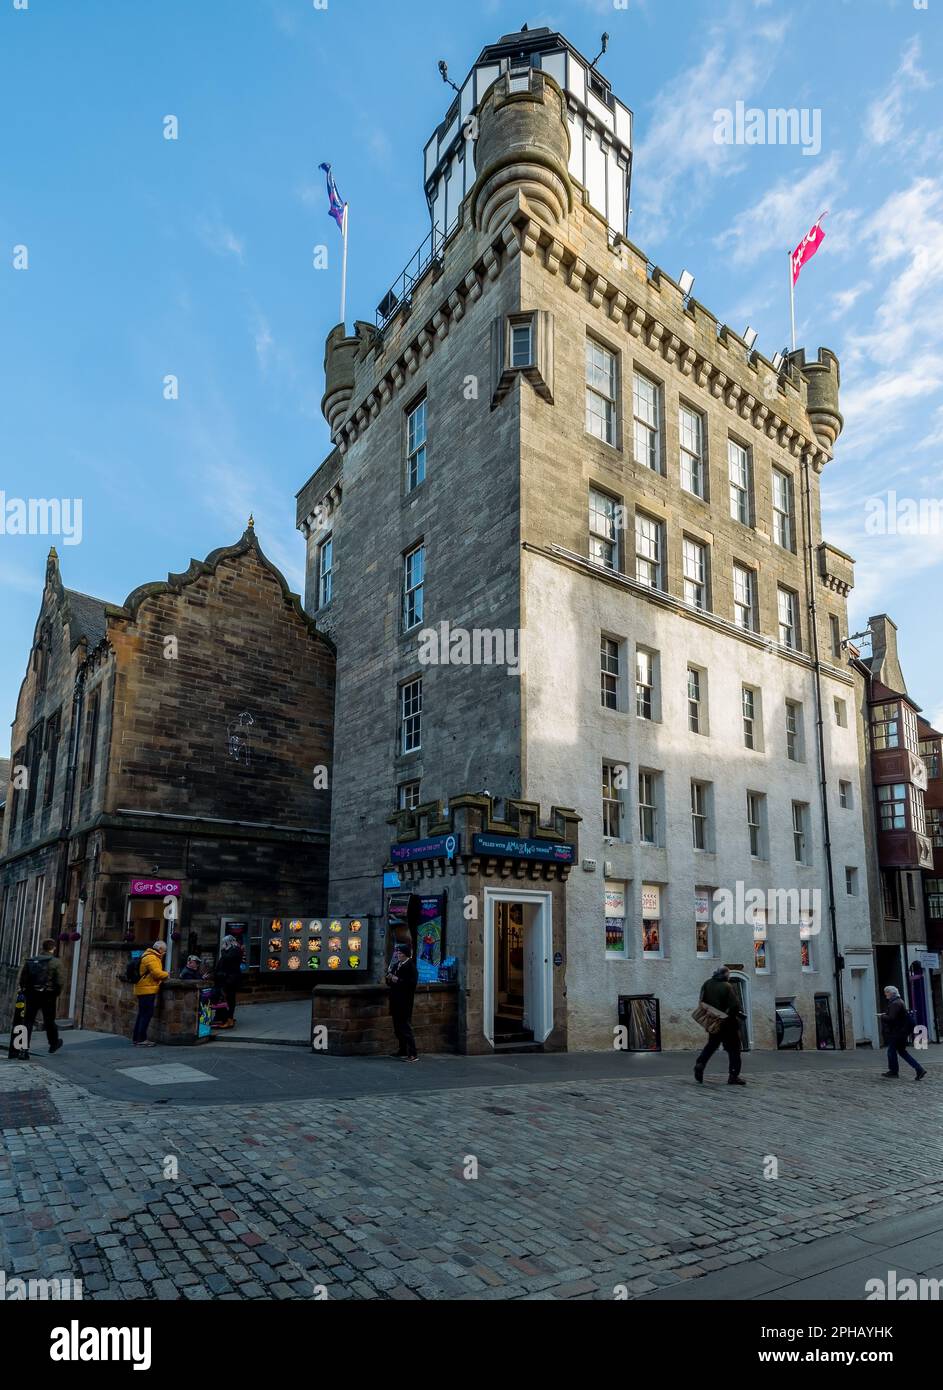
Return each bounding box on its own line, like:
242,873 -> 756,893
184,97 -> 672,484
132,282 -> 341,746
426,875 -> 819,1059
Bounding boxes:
801,450 -> 847,1049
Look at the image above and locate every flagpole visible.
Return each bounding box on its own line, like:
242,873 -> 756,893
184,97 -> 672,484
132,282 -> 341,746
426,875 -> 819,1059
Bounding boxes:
788,249 -> 797,353
340,203 -> 349,330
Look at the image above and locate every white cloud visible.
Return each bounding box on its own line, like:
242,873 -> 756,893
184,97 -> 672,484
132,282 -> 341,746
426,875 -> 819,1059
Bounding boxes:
631,16 -> 789,244
864,37 -> 930,148
197,218 -> 246,264
713,154 -> 841,267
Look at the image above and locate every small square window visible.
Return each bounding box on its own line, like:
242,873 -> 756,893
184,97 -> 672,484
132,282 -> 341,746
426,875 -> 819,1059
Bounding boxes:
511,320 -> 533,368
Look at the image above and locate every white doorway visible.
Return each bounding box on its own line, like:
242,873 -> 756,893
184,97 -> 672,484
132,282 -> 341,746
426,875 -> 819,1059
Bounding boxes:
483,888 -> 553,1048
850,964 -> 877,1047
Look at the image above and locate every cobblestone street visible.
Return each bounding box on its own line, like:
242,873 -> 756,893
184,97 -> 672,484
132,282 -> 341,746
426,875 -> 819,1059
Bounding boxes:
1,1042 -> 942,1301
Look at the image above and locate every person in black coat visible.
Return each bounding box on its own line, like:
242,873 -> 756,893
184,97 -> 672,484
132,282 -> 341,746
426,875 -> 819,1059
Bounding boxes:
694,966 -> 747,1086
386,939 -> 418,1061
880,986 -> 927,1080
213,936 -> 244,1030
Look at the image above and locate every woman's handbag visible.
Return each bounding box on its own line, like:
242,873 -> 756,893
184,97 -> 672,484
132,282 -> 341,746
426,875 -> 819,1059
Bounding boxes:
691,1000 -> 728,1035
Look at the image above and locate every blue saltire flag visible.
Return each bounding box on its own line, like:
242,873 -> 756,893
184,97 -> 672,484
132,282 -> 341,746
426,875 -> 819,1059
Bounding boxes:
318,162 -> 347,232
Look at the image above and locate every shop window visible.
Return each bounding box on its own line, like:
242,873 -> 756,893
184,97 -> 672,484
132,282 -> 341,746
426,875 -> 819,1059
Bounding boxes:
695,887 -> 713,957
641,883 -> 663,957
753,908 -> 770,974
604,881 -> 627,958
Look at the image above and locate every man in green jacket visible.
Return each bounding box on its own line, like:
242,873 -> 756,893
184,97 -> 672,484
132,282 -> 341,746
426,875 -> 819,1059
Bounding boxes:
694,966 -> 746,1086
18,938 -> 65,1059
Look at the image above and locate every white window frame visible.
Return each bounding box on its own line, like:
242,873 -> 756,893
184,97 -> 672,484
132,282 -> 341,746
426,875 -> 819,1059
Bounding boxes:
635,648 -> 657,721
403,543 -> 425,632
682,537 -> 707,610
728,439 -> 752,525
688,666 -> 704,734
406,398 -> 427,491
586,339 -> 617,446
785,700 -> 803,762
638,770 -> 659,846
602,761 -> 626,840
691,781 -> 710,851
398,780 -> 421,811
778,586 -> 799,650
400,678 -> 422,754
317,535 -> 333,608
679,404 -> 705,498
793,801 -> 809,864
635,512 -> 664,590
510,318 -> 534,369
733,564 -> 757,632
632,371 -> 661,472
772,468 -> 794,550
589,488 -> 620,571
600,636 -> 621,711
747,791 -> 766,859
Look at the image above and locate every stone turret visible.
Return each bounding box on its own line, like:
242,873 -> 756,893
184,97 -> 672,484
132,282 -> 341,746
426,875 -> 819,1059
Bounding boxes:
794,347 -> 844,452
470,69 -> 573,234
320,323 -> 359,435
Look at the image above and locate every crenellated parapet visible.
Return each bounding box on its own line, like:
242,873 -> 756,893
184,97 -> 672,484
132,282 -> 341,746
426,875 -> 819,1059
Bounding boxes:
471,69 -> 573,234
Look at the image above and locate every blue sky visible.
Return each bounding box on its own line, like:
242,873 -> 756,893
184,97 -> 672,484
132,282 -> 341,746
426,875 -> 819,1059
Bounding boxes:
1,0 -> 941,745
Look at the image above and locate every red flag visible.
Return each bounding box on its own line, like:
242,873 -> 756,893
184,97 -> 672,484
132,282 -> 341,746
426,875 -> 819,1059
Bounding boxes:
791,213 -> 827,286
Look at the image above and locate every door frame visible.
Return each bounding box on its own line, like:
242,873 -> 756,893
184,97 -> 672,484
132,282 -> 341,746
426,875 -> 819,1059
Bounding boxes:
849,959 -> 878,1047
728,970 -> 752,1050
483,887 -> 553,1048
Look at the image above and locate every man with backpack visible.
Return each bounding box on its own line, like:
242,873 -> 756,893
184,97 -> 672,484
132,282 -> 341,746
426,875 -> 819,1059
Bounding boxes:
880,985 -> 927,1080
18,938 -> 64,1059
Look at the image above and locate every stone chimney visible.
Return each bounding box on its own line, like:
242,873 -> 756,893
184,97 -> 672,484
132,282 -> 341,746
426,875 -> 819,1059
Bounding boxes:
868,614 -> 908,694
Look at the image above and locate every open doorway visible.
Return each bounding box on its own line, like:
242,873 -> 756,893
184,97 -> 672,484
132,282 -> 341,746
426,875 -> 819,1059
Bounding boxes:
483,888 -> 553,1049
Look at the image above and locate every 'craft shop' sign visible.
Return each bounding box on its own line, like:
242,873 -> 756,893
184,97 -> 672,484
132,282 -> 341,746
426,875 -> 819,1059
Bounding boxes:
390,834 -> 460,863
472,834 -> 574,864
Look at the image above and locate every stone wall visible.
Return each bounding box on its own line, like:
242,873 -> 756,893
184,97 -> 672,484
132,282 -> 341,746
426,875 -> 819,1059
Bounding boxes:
311,982 -> 458,1056
82,943 -> 205,1045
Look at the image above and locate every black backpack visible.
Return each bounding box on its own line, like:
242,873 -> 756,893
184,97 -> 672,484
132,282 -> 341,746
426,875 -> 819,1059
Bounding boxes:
124,954 -> 143,984
23,956 -> 51,991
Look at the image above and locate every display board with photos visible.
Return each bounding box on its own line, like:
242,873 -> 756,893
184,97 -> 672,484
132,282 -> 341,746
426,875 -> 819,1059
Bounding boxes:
264,917 -> 367,973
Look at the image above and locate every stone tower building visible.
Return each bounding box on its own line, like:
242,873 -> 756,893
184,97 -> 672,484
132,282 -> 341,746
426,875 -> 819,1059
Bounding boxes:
297,27 -> 873,1052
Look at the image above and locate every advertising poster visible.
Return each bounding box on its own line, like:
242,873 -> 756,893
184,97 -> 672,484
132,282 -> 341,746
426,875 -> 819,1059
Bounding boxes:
416,894 -> 445,983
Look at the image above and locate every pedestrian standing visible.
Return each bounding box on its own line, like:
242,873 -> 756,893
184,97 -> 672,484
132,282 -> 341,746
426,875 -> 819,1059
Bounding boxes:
132,941 -> 169,1047
880,986 -> 927,1081
213,935 -> 244,1030
18,938 -> 64,1059
694,966 -> 746,1086
386,938 -> 419,1062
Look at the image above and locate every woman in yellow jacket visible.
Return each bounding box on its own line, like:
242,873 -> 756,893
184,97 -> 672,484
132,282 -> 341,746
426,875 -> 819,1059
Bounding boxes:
132,941 -> 169,1047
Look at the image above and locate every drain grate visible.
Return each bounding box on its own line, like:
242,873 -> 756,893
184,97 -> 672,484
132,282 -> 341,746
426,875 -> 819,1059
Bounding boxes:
0,1089 -> 61,1131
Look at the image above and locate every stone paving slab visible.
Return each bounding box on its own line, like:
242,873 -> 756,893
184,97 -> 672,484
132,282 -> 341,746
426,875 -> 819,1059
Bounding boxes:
0,1052 -> 941,1300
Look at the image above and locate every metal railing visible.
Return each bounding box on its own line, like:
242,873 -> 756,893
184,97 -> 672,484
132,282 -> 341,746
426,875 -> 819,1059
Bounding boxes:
376,224 -> 446,331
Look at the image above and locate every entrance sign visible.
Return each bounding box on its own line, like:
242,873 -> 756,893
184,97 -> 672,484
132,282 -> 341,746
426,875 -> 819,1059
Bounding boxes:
472,833 -> 573,864
390,834 -> 461,863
